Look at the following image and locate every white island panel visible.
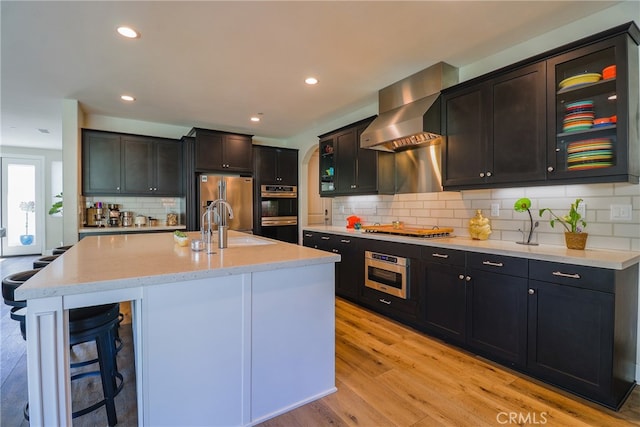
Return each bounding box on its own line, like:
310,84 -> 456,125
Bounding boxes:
251,264 -> 336,422
141,275 -> 249,426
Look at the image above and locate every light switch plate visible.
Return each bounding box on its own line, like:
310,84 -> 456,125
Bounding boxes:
610,204 -> 632,221
490,203 -> 500,217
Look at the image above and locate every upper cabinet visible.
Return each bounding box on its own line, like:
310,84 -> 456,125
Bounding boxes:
442,22 -> 639,190
82,129 -> 183,196
547,34 -> 638,183
189,128 -> 253,174
318,116 -> 394,197
254,146 -> 298,185
442,63 -> 547,188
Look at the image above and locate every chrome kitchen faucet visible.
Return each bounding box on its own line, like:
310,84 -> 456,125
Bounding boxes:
201,199 -> 234,250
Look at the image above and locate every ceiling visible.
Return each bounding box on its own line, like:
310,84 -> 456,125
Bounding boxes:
1,1 -> 621,150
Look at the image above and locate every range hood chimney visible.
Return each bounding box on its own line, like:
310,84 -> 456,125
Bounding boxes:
361,62 -> 458,152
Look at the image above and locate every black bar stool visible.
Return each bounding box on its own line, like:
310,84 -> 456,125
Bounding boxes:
33,255 -> 59,269
2,270 -> 124,426
52,245 -> 73,255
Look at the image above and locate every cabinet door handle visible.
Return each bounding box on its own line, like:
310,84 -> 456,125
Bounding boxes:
378,299 -> 391,305
528,289 -> 535,295
332,249 -> 339,253
340,239 -> 351,243
552,271 -> 581,279
482,261 -> 504,267
321,236 -> 330,240
486,171 -> 492,177
116,187 -> 120,190
479,172 -> 485,178
458,274 -> 465,280
432,253 -> 449,259
548,166 -> 554,172
465,276 -> 471,282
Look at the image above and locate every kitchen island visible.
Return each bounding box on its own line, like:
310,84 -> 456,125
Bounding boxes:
16,231 -> 340,426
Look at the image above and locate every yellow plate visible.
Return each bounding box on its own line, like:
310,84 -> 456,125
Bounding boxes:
559,73 -> 602,89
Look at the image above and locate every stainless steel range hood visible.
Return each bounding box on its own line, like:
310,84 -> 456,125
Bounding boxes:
361,62 -> 458,152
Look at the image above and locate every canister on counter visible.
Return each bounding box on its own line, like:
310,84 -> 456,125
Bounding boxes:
166,213 -> 178,226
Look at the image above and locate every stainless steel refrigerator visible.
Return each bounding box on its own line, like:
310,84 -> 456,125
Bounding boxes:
199,175 -> 253,232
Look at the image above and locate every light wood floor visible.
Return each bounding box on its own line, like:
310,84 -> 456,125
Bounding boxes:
260,298 -> 640,427
3,255 -> 640,426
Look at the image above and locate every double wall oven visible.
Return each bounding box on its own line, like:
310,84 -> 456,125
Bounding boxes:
258,185 -> 298,243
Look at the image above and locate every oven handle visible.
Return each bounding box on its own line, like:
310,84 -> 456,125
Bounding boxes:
261,217 -> 298,226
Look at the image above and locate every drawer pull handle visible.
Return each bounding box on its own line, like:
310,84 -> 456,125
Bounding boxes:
340,239 -> 351,243
321,236 -> 330,240
304,233 -> 312,237
379,299 -> 391,305
432,253 -> 449,259
552,271 -> 581,279
332,249 -> 339,253
528,289 -> 535,295
482,261 -> 504,267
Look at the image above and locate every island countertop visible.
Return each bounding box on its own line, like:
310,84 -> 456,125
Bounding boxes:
17,231 -> 340,300
303,225 -> 640,270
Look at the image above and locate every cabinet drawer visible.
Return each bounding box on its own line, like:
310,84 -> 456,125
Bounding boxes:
467,252 -> 528,278
422,247 -> 465,266
361,287 -> 419,317
529,260 -> 614,292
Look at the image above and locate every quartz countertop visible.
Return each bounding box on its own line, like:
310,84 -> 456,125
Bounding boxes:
79,224 -> 186,233
303,225 -> 640,270
17,231 -> 339,300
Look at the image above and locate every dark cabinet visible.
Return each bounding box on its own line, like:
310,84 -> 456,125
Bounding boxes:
422,247 -> 467,344
442,22 -> 639,190
421,249 -> 528,367
83,129 -> 183,196
318,117 -> 394,197
302,231 -> 363,301
254,146 -> 298,185
546,33 -> 639,184
442,62 -> 546,189
82,130 -> 122,195
466,252 -> 528,367
527,260 -> 638,409
190,128 -> 253,173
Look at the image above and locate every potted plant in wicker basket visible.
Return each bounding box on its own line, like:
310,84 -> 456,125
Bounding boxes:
539,198 -> 588,249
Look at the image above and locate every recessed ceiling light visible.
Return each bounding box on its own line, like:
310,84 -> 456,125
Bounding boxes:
305,77 -> 319,85
250,117 -> 261,122
117,26 -> 140,39
121,95 -> 135,102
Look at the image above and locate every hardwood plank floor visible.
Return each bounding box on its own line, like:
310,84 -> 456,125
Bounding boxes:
3,254 -> 640,426
260,298 -> 640,427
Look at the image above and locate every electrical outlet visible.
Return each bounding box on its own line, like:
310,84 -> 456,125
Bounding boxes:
339,205 -> 345,214
490,203 -> 500,217
576,202 -> 586,218
610,204 -> 632,221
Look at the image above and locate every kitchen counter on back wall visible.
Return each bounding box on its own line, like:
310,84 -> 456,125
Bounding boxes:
303,225 -> 640,270
79,224 -> 186,234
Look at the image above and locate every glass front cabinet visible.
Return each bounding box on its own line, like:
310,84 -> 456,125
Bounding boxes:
319,137 -> 336,194
547,32 -> 639,183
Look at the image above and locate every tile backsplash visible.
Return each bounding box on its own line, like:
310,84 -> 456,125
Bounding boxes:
330,183 -> 639,252
81,196 -> 185,225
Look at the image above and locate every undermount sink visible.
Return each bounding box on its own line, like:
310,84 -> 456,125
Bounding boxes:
222,236 -> 275,247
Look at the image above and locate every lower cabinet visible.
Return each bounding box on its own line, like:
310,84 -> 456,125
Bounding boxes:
302,231 -> 362,301
466,252 -> 528,367
527,260 -> 638,409
422,249 -> 528,367
302,229 -> 638,409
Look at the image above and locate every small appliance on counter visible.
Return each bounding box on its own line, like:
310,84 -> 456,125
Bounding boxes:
108,204 -> 121,227
121,211 -> 134,227
86,203 -> 106,227
134,215 -> 147,227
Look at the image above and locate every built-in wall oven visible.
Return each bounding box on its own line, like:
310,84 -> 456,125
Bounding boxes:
258,185 -> 298,243
364,251 -> 409,299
